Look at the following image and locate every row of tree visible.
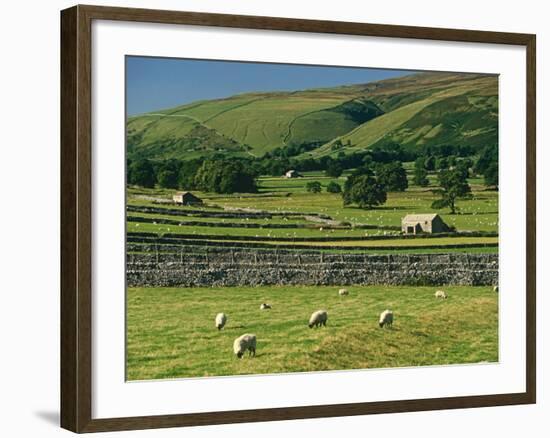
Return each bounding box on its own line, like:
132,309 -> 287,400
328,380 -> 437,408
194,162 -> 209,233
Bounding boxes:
127,158 -> 256,194
128,138 -> 498,192
255,142 -> 497,188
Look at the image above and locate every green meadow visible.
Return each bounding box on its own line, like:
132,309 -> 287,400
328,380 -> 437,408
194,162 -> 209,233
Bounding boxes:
127,285 -> 498,380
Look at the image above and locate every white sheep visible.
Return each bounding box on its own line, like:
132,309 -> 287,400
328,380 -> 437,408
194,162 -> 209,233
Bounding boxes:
215,313 -> 227,330
435,290 -> 448,299
309,310 -> 328,328
379,309 -> 393,328
338,288 -> 349,296
233,334 -> 257,358
493,285 -> 499,293
260,303 -> 272,310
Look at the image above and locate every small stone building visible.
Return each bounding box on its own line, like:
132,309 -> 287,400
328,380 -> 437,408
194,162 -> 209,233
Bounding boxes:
284,170 -> 302,178
401,214 -> 449,235
172,191 -> 203,206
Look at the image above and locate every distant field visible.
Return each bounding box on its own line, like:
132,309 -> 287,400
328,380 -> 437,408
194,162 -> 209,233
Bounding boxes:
127,285 -> 498,380
127,175 -> 499,235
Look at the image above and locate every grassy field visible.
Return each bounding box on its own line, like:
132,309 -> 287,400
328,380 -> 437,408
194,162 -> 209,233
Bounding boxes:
127,171 -> 499,239
127,285 -> 498,380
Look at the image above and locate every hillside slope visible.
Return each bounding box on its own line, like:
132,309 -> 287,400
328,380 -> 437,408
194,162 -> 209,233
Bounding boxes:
310,75 -> 498,157
127,71 -> 497,161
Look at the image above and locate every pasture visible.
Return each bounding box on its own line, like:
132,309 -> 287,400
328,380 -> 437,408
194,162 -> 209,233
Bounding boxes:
126,285 -> 498,380
126,169 -> 499,254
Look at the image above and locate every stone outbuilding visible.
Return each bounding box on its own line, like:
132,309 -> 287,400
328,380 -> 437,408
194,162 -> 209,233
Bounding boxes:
284,169 -> 302,178
401,213 -> 449,235
172,191 -> 203,206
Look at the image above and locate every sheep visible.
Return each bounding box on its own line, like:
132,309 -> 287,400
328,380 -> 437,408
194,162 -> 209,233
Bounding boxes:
493,285 -> 499,293
260,303 -> 272,310
215,313 -> 227,330
233,334 -> 256,358
379,309 -> 393,328
435,290 -> 448,299
309,310 -> 328,328
338,288 -> 349,296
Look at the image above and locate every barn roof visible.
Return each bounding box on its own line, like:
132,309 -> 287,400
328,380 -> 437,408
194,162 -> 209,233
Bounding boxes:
402,214 -> 440,223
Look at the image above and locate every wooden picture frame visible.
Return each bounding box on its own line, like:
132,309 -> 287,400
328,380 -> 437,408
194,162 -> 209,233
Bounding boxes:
61,4 -> 536,433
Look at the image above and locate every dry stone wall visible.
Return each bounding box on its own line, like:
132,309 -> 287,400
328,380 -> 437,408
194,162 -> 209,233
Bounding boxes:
127,247 -> 498,287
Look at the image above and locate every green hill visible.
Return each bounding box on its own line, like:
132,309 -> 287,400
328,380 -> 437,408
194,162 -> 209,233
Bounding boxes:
311,75 -> 498,157
127,72 -> 497,161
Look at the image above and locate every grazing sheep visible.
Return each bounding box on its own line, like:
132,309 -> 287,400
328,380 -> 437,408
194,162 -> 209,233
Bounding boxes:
435,290 -> 448,299
338,288 -> 349,296
260,303 -> 272,310
309,310 -> 328,328
233,334 -> 256,358
215,313 -> 227,330
493,285 -> 499,293
379,309 -> 394,328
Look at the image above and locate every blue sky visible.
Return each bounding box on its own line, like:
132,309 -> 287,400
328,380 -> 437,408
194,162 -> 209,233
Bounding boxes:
126,56 -> 416,116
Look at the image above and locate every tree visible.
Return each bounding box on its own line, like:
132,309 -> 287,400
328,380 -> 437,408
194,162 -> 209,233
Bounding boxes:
414,167 -> 429,187
326,181 -> 342,193
157,169 -> 179,189
413,157 -> 429,186
128,159 -> 156,188
435,156 -> 449,171
178,159 -> 202,190
424,155 -> 436,171
306,181 -> 322,193
431,168 -> 472,214
343,174 -> 387,209
455,159 -> 471,179
266,158 -> 290,176
325,161 -> 343,178
377,161 -> 408,191
194,160 -> 223,192
474,144 -> 498,188
194,160 -> 256,194
474,144 -> 498,176
484,162 -> 498,188
218,161 -> 257,193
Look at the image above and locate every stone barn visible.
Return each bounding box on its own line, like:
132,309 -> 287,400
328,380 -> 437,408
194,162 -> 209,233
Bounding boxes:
284,169 -> 302,178
172,191 -> 203,206
401,214 -> 449,235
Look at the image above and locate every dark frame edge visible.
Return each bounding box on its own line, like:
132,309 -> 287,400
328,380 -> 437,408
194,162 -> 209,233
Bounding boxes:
81,392 -> 532,433
61,4 -> 94,433
60,5 -> 79,433
525,34 -> 536,404
60,4 -> 537,433
76,3 -> 535,45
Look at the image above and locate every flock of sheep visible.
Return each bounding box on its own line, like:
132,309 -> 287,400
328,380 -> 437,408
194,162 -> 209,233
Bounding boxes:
214,286 -> 498,359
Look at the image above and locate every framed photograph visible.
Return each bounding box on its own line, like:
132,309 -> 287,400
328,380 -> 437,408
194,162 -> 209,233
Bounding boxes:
60,4 -> 536,433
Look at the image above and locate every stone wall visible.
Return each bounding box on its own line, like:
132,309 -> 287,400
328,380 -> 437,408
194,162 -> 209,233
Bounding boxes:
127,248 -> 498,287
